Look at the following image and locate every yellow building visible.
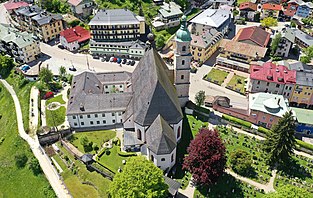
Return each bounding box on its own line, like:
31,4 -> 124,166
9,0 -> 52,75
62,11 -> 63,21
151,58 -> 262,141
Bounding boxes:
290,72 -> 313,108
190,29 -> 223,63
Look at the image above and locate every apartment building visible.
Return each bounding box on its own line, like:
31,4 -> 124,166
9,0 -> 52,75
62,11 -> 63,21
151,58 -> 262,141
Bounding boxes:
152,2 -> 183,30
13,5 -> 64,42
290,72 -> 313,108
217,39 -> 267,73
249,62 -> 296,99
295,2 -> 313,18
274,28 -> 295,58
0,23 -> 41,63
68,0 -> 94,18
293,29 -> 313,48
88,9 -> 146,58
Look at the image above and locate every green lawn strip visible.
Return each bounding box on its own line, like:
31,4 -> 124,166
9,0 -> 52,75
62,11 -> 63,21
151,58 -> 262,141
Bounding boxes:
0,83 -> 54,198
57,142 -> 111,198
45,106 -> 66,127
226,75 -> 246,94
153,26 -> 180,44
52,154 -> 67,171
69,130 -> 116,154
237,0 -> 251,4
5,72 -> 35,132
46,95 -> 66,106
194,173 -> 265,198
98,145 -> 132,173
186,8 -> 201,21
204,69 -> 229,85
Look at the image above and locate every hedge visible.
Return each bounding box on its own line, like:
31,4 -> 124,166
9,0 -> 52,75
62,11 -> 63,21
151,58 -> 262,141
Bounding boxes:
117,146 -> 137,157
296,140 -> 313,152
222,114 -> 252,128
258,127 -> 270,135
194,105 -> 210,115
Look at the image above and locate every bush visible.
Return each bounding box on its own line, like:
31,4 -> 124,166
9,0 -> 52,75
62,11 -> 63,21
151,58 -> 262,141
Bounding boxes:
272,56 -> 283,61
190,67 -> 198,73
29,157 -> 42,175
19,78 -> 29,88
222,114 -> 252,128
296,140 -> 313,151
113,137 -> 121,146
15,153 -> 28,168
230,149 -> 253,176
258,127 -> 270,135
118,151 -> 137,157
0,137 -> 4,145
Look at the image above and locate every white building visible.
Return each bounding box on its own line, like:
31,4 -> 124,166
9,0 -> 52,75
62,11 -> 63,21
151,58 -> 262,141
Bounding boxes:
152,2 -> 183,30
68,0 -> 94,18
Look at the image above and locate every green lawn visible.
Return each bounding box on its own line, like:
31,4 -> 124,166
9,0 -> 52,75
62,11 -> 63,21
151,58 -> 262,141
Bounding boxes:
186,8 -> 201,21
5,72 -> 35,132
69,130 -> 116,154
237,0 -> 251,4
204,68 -> 229,85
226,75 -> 247,94
0,83 -> 55,198
46,106 -> 66,127
46,95 -> 66,106
57,142 -> 112,198
98,145 -> 132,173
52,155 -> 67,171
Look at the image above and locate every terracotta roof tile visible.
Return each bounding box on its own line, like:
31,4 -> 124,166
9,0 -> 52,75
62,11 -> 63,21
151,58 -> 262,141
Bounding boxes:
60,26 -> 90,43
262,3 -> 282,11
233,26 -> 271,47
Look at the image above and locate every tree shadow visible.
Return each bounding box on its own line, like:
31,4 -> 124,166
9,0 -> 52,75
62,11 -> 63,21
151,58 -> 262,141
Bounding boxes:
195,173 -> 245,198
83,142 -> 93,153
277,158 -> 312,180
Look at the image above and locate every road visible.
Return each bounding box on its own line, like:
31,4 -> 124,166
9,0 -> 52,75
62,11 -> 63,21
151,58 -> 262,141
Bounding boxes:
0,79 -> 71,198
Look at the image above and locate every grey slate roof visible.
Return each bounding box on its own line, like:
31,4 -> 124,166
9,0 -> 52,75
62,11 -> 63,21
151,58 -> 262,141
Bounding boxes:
282,28 -> 295,43
67,71 -> 132,115
31,12 -> 63,26
296,71 -> 313,87
89,9 -> 141,26
163,176 -> 181,196
127,47 -> 183,126
146,115 -> 177,155
15,5 -> 42,17
293,29 -> 313,46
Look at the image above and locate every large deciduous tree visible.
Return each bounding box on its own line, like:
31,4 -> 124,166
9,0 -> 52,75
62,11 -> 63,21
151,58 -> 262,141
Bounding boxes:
183,128 -> 226,186
195,90 -> 205,106
265,185 -> 313,198
0,55 -> 14,77
109,156 -> 168,198
264,111 -> 296,165
229,149 -> 253,176
39,67 -> 53,85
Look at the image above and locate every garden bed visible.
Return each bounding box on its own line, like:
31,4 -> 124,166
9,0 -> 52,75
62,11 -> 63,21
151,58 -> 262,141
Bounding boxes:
226,75 -> 246,94
203,69 -> 229,85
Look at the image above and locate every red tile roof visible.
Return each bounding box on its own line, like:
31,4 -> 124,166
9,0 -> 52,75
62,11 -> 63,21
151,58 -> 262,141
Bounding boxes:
239,2 -> 257,11
68,0 -> 83,6
4,1 -> 29,11
233,26 -> 271,47
60,26 -> 90,43
283,9 -> 296,17
250,62 -> 296,84
262,3 -> 282,11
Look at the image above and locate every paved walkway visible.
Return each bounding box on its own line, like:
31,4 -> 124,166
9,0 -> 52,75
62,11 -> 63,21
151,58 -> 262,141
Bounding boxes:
29,86 -> 39,136
0,79 -> 71,198
178,178 -> 195,197
221,71 -> 234,87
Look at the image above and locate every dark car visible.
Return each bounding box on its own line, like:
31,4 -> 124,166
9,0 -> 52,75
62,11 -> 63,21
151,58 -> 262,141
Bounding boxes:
126,60 -> 131,65
93,56 -> 100,59
117,58 -> 122,64
58,45 -> 65,49
122,59 -> 127,64
130,60 -> 135,66
105,56 -> 110,62
69,67 -> 77,71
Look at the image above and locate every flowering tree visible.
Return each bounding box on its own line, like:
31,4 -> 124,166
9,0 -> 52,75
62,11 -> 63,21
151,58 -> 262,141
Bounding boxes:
183,128 -> 226,186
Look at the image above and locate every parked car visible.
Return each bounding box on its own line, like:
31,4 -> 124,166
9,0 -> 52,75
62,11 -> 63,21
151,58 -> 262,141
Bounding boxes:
105,56 -> 110,62
43,92 -> 54,100
58,45 -> 65,49
117,58 -> 122,64
113,57 -> 118,62
126,60 -> 131,65
93,55 -> 100,59
101,57 -> 105,62
69,67 -> 77,71
109,57 -> 115,62
21,65 -> 30,72
130,60 -> 136,66
122,59 -> 127,64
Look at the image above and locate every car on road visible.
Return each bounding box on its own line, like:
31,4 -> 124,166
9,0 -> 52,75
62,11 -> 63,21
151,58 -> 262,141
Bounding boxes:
101,57 -> 105,62
130,60 -> 136,66
105,56 -> 110,62
113,57 -> 117,62
69,67 -> 77,71
58,45 -> 65,49
110,57 -> 115,62
93,56 -> 100,59
122,59 -> 127,64
126,60 -> 131,65
117,58 -> 122,64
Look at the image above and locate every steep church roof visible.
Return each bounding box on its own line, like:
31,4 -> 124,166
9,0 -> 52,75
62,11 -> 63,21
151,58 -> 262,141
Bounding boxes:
127,46 -> 183,126
146,115 -> 177,155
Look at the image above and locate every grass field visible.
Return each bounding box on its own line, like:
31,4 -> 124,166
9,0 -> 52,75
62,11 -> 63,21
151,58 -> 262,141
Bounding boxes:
46,106 -> 66,127
5,72 -> 35,132
237,0 -> 251,4
52,155 -> 67,171
0,83 -> 55,198
57,142 -> 112,198
226,75 -> 247,94
204,69 -> 229,85
186,8 -> 201,20
69,130 -> 116,154
46,95 -> 66,106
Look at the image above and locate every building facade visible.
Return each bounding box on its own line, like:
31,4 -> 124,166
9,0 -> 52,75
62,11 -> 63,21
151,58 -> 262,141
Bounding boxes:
152,2 -> 183,30
293,29 -> 313,48
296,3 -> 313,18
60,26 -> 90,51
68,0 -> 94,18
249,62 -> 296,99
274,28 -> 295,58
88,9 -> 146,58
0,24 -> 41,63
290,71 -> 313,108
261,3 -> 282,19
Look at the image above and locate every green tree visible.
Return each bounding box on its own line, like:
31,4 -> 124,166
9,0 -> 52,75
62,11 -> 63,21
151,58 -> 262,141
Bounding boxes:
0,55 -> 14,77
195,90 -> 205,106
271,33 -> 282,56
156,34 -> 166,49
290,21 -> 296,28
39,67 -> 53,85
80,136 -> 89,147
300,55 -> 311,64
264,111 -> 296,165
92,143 -> 99,152
109,156 -> 168,197
29,157 -> 42,175
261,17 -> 278,27
59,66 -> 66,79
264,185 -> 313,198
229,149 -> 253,176
15,153 -> 28,168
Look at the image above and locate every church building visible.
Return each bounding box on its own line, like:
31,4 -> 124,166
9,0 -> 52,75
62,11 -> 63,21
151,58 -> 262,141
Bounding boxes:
66,16 -> 192,171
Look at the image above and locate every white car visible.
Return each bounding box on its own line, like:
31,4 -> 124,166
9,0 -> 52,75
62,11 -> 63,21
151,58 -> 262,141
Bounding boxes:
109,57 -> 114,62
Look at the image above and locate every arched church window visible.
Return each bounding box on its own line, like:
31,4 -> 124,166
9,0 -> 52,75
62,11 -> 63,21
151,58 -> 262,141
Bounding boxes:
137,129 -> 142,140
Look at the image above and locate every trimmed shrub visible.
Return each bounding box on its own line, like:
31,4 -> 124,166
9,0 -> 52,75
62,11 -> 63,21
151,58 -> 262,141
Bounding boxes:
296,140 -> 313,151
230,149 -> 253,176
118,151 -> 137,157
258,127 -> 270,135
222,114 -> 252,128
